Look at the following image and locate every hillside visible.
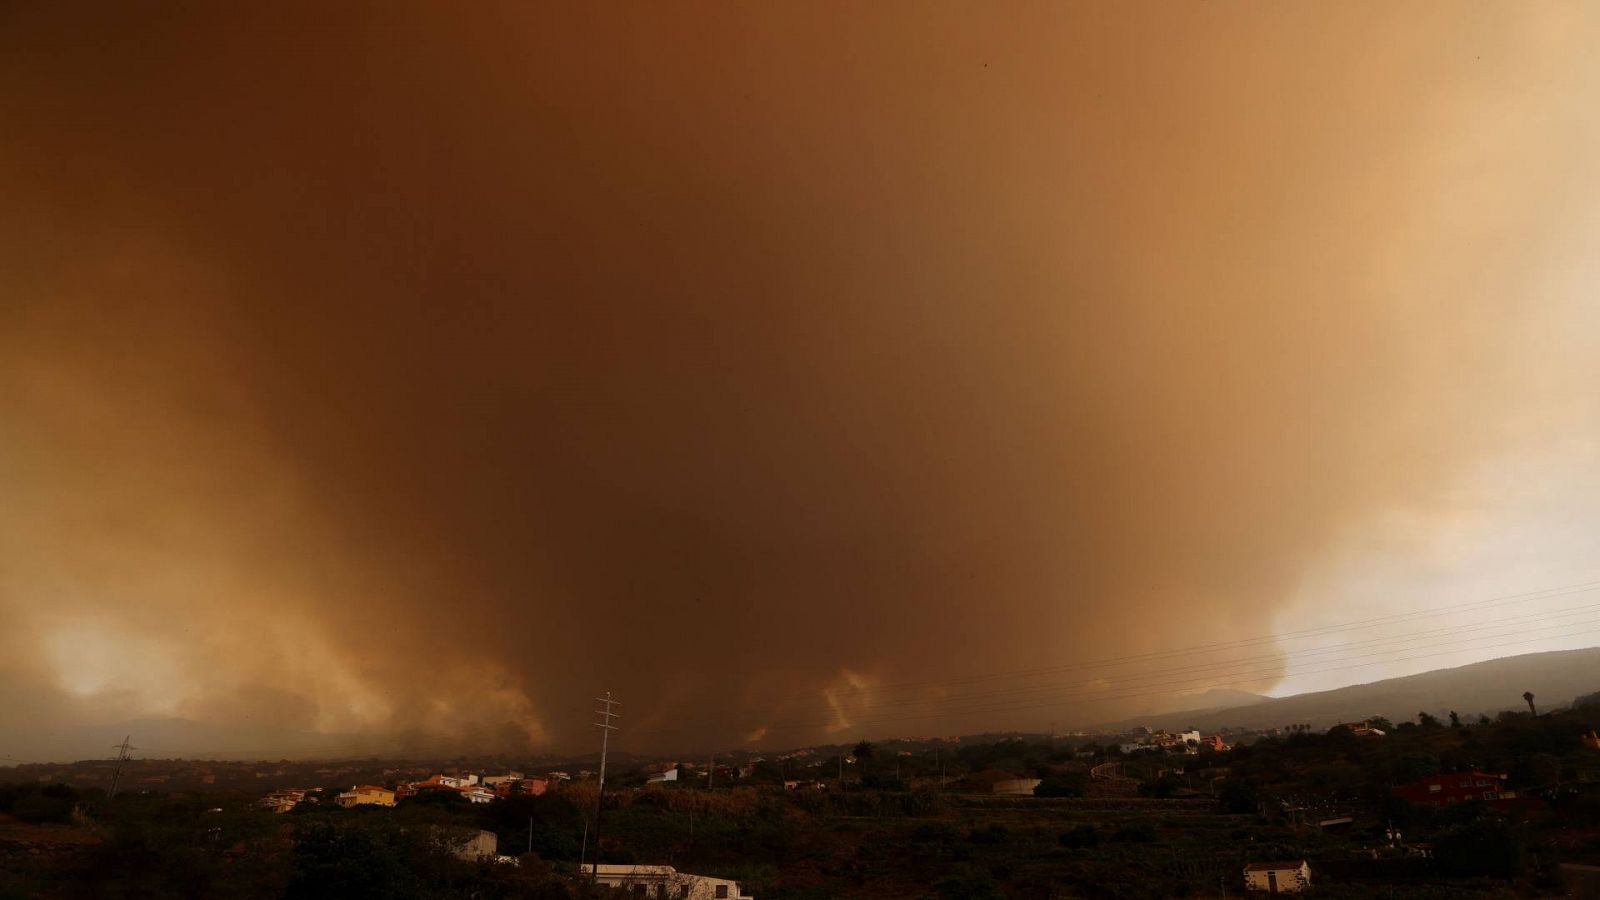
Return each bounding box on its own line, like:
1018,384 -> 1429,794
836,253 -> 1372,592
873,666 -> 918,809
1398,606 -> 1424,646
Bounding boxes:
1100,646 -> 1600,733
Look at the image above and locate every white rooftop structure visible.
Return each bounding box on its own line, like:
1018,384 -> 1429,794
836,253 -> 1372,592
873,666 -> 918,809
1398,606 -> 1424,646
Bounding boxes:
592,864 -> 752,899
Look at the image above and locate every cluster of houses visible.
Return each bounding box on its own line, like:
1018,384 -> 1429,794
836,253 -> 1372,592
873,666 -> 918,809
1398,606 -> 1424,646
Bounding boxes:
1334,721 -> 1387,737
258,787 -> 315,813
1113,720 -> 1397,757
257,770 -> 556,813
338,770 -> 551,807
1116,728 -> 1230,755
643,760 -> 764,785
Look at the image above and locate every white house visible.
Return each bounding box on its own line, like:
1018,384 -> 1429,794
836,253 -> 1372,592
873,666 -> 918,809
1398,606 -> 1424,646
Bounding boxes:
452,830 -> 498,861
989,777 -> 1042,796
592,864 -> 752,899
462,787 -> 495,804
481,771 -> 525,786
1244,860 -> 1311,894
647,768 -> 680,784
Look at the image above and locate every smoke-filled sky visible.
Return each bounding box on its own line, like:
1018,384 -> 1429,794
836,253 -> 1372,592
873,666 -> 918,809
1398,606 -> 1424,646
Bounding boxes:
4,2 -> 1600,759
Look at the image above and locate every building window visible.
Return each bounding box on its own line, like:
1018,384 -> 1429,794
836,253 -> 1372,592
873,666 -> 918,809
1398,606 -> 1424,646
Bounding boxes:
1427,784 -> 1441,793
1483,791 -> 1497,800
679,888 -> 690,899
715,887 -> 729,899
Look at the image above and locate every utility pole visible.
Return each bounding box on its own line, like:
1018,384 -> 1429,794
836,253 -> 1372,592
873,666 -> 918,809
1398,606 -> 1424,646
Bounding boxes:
108,735 -> 134,799
578,816 -> 589,871
590,692 -> 619,881
707,753 -> 713,790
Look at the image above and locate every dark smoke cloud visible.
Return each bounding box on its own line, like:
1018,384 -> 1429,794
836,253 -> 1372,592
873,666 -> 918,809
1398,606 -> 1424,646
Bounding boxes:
3,2 -> 1598,757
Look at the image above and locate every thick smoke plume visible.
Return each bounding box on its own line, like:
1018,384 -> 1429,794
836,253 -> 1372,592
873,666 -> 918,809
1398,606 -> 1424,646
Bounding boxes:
3,2 -> 1599,757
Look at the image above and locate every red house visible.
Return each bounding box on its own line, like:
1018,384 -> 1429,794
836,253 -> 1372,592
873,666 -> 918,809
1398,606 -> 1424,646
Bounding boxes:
1392,771 -> 1519,808
493,778 -> 548,799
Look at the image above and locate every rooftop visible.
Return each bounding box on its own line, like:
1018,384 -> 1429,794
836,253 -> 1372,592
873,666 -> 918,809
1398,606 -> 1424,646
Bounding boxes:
1244,860 -> 1307,872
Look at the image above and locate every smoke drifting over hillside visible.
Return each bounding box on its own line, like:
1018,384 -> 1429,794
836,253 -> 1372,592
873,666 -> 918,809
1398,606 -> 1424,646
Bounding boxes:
4,3 -> 1599,757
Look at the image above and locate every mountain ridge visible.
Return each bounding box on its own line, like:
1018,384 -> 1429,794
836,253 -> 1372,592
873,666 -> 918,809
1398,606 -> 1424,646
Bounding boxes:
1089,646 -> 1600,734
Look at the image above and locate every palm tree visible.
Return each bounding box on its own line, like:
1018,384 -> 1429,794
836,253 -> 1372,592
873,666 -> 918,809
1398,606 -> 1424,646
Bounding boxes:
1523,691 -> 1537,716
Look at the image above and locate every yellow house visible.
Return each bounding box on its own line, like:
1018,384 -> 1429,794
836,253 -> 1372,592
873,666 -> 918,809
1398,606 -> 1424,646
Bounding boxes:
336,785 -> 396,808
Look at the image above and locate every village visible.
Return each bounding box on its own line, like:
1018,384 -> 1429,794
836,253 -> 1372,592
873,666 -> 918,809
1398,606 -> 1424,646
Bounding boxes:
7,691 -> 1600,897
0,701 -> 1577,896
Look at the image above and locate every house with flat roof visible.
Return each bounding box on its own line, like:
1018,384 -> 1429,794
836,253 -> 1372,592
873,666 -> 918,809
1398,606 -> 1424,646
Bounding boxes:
335,785 -> 395,808
1244,860 -> 1310,893
592,864 -> 751,899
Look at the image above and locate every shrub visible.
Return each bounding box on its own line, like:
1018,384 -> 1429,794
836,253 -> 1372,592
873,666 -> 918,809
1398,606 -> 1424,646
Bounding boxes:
934,869 -> 1004,900
967,824 -> 1009,846
1109,823 -> 1157,843
1058,824 -> 1099,849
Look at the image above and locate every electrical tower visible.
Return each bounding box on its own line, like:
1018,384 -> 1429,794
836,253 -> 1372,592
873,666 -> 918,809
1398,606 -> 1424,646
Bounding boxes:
108,735 -> 134,799
589,691 -> 619,880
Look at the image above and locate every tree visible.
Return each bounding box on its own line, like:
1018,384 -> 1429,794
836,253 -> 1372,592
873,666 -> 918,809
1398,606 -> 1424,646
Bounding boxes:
852,740 -> 875,763
1435,819 -> 1524,879
1478,713 -> 1491,726
1139,774 -> 1183,799
1219,778 -> 1259,814
1392,753 -> 1440,783
1033,772 -> 1087,797
1523,691 -> 1538,716
1449,710 -> 1462,728
288,820 -> 425,900
1417,711 -> 1442,728
1515,752 -> 1561,788
1368,716 -> 1395,732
